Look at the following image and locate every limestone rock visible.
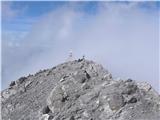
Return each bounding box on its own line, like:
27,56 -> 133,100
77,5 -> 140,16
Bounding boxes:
1,59 -> 160,120
108,93 -> 125,111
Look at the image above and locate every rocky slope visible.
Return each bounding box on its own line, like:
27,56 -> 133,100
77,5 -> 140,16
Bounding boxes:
1,59 -> 160,120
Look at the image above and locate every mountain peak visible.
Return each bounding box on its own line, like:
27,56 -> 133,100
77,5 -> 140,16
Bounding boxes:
1,59 -> 160,120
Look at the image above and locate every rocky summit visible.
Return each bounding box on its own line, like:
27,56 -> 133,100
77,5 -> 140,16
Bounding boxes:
1,59 -> 160,120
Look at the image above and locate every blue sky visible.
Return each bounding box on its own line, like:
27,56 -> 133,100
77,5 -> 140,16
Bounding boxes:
1,1 -> 160,92
2,1 -> 100,37
2,1 -> 159,32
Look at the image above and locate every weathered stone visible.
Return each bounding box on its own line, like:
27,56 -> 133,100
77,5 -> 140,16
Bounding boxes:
82,83 -> 90,90
9,81 -> 16,87
128,97 -> 137,103
69,116 -> 75,120
74,70 -> 90,83
137,82 -> 152,92
1,59 -> 159,120
121,80 -> 138,95
84,71 -> 91,79
103,73 -> 112,80
17,77 -> 27,84
42,106 -> 50,114
48,115 -> 54,120
24,80 -> 32,88
108,93 -> 125,111
41,114 -> 50,120
47,86 -> 65,113
126,78 -> 133,82
78,59 -> 83,62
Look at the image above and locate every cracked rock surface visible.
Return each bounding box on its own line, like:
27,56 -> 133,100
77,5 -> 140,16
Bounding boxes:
1,59 -> 160,120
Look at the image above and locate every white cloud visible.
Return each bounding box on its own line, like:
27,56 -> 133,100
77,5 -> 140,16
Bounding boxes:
2,2 -> 159,92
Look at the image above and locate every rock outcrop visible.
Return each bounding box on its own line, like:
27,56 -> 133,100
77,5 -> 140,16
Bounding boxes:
1,59 -> 160,120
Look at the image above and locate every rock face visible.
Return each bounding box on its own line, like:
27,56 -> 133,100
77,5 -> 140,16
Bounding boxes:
1,59 -> 160,120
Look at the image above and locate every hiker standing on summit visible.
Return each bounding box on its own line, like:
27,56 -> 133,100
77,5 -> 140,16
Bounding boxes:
67,50 -> 74,61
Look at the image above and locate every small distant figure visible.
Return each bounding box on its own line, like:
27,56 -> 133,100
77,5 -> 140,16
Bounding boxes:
82,55 -> 85,60
69,50 -> 73,58
78,54 -> 85,62
67,50 -> 74,61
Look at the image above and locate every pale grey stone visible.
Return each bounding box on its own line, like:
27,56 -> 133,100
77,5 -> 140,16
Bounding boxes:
1,59 -> 159,120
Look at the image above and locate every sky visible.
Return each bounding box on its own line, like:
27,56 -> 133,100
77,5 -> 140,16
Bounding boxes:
1,1 -> 160,92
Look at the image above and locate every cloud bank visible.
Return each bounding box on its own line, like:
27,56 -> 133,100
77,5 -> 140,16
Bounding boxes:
2,2 -> 159,92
